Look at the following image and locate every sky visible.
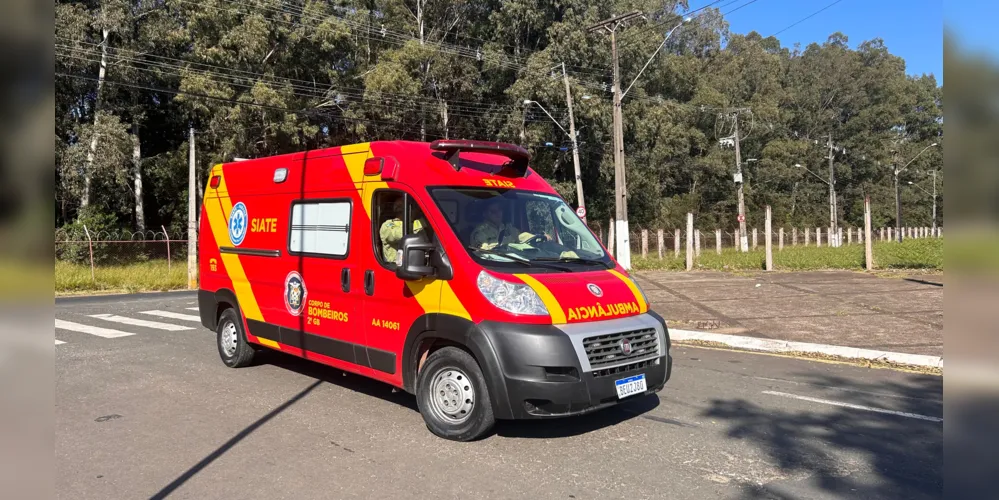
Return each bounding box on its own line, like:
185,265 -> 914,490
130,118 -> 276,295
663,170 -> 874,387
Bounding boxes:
694,0 -> 943,85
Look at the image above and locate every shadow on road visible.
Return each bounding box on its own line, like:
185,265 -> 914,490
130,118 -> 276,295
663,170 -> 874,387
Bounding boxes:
149,379 -> 323,500
702,372 -> 942,499
258,350 -> 656,440
495,394 -> 659,439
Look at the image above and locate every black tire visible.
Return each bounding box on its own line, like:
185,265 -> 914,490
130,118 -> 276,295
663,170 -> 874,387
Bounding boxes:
216,307 -> 256,368
416,347 -> 495,442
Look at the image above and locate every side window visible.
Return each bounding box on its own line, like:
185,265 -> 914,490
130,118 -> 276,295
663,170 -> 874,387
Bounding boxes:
373,190 -> 431,268
526,200 -> 555,238
289,200 -> 351,257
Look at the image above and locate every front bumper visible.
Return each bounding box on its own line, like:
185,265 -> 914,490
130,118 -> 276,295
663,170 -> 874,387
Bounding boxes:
475,312 -> 672,419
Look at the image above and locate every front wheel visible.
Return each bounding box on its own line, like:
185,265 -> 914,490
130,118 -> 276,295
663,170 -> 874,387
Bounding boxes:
216,308 -> 256,368
416,347 -> 495,441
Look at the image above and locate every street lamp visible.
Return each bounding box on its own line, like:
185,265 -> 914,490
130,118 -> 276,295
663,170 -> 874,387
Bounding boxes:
907,170 -> 938,230
588,13 -> 690,268
893,143 -> 938,241
795,163 -> 832,186
524,99 -> 585,221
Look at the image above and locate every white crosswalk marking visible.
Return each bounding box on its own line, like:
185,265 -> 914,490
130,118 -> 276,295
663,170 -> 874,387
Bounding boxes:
185,307 -> 199,311
140,310 -> 202,322
89,314 -> 194,331
55,339 -> 65,345
55,319 -> 135,339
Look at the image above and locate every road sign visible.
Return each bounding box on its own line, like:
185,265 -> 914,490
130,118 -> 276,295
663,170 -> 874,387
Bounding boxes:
576,206 -> 586,218
737,214 -> 745,222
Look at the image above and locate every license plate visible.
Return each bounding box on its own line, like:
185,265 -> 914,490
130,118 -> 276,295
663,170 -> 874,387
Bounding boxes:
615,374 -> 647,399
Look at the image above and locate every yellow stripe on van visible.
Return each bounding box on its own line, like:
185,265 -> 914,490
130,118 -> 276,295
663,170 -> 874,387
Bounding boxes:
515,274 -> 567,324
256,337 -> 280,349
607,269 -> 648,314
406,280 -> 472,321
204,164 -> 264,322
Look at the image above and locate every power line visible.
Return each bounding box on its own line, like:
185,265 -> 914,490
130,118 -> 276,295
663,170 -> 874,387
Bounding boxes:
769,0 -> 848,38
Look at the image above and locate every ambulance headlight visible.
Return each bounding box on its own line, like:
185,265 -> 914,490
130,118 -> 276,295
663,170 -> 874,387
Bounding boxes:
477,271 -> 549,316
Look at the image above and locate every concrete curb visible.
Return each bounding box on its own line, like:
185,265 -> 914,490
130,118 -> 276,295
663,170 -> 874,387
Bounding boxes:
669,329 -> 944,369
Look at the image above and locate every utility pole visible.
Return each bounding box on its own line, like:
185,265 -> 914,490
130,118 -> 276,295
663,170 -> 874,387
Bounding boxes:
733,116 -> 748,252
892,150 -> 903,242
187,126 -> 198,289
588,11 -> 643,269
562,62 -> 585,222
826,134 -> 839,247
931,170 -> 937,231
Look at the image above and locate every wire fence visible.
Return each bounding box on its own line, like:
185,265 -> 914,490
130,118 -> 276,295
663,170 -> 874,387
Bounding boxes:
55,227 -> 189,284
584,219 -> 943,258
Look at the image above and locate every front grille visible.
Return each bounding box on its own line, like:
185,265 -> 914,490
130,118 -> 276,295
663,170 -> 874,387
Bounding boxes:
583,328 -> 659,370
592,358 -> 657,378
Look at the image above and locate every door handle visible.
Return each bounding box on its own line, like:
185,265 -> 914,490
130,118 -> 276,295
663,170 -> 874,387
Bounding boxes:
364,270 -> 375,296
341,268 -> 350,293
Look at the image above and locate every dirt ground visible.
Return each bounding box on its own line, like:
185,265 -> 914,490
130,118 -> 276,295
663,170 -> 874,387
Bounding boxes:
633,270 -> 944,357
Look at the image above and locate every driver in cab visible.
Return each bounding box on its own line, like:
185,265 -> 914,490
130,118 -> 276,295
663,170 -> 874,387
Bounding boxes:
470,199 -> 550,250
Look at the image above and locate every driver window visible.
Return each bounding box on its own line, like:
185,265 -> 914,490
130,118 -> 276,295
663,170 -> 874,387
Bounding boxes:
373,191 -> 430,268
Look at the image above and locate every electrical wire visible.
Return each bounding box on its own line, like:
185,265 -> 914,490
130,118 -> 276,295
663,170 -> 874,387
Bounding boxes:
769,0 -> 848,37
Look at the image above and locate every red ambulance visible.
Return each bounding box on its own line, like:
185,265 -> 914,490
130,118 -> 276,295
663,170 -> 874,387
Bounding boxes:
197,139 -> 672,441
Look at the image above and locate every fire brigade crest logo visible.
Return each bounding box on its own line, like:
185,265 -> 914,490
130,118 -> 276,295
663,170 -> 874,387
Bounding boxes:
228,202 -> 248,246
284,271 -> 307,316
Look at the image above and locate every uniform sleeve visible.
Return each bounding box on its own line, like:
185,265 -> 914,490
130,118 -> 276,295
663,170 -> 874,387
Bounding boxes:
469,225 -> 484,248
380,220 -> 402,244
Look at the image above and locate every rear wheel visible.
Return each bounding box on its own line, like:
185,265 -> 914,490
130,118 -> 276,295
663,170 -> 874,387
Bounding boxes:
216,308 -> 255,368
416,347 -> 495,441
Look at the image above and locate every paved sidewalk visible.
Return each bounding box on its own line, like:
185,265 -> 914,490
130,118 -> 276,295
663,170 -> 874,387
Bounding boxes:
634,270 -> 943,357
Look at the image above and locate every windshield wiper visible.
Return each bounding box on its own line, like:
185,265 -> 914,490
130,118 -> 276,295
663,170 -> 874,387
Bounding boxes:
467,246 -> 573,272
533,256 -> 613,269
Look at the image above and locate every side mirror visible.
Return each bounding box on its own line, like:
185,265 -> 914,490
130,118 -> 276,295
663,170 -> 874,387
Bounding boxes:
395,233 -> 435,281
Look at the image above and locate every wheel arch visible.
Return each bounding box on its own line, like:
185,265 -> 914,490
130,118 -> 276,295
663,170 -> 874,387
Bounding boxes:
402,313 -> 514,420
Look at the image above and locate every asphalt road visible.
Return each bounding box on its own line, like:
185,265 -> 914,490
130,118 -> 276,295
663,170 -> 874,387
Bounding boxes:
56,292 -> 942,500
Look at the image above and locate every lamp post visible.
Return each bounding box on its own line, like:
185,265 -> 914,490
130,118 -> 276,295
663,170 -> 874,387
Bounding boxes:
907,171 -> 938,230
588,13 -> 690,268
524,99 -> 584,222
893,143 -> 938,241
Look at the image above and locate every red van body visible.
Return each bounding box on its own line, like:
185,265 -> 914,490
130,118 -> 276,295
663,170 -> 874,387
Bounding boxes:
198,139 -> 672,440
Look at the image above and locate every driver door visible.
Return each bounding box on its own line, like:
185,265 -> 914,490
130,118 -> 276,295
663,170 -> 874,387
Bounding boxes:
360,186 -> 440,384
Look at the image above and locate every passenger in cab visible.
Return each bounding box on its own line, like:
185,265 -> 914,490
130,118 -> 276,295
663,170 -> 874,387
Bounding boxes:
469,198 -> 550,250
380,196 -> 426,265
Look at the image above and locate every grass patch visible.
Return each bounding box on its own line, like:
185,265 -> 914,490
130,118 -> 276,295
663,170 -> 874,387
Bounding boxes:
56,259 -> 188,294
632,238 -> 942,272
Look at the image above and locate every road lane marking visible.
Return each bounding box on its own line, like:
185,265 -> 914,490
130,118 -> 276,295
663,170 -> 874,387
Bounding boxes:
141,310 -> 202,322
55,319 -> 135,338
752,376 -> 942,403
762,391 -> 942,422
186,307 -> 199,311
89,314 -> 194,331
55,339 -> 65,345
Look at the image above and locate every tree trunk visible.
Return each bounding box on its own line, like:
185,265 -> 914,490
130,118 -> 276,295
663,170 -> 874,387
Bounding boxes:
82,28 -> 110,209
133,122 -> 144,232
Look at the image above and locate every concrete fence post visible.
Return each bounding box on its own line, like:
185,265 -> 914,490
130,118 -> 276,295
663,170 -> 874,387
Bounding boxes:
838,227 -> 843,247
716,229 -> 722,255
607,218 -> 615,256
847,227 -> 853,245
765,206 -> 773,271
805,227 -> 810,246
779,227 -> 785,251
83,224 -> 95,284
816,227 -> 822,247
734,229 -> 740,251
695,230 -> 701,257
641,229 -> 648,258
674,229 -> 680,258
858,228 -> 863,244
865,197 -> 874,271
657,229 -> 664,259
880,227 -> 885,241
162,225 -> 172,272
752,228 -> 758,250
685,214 -> 694,271
792,227 -> 798,246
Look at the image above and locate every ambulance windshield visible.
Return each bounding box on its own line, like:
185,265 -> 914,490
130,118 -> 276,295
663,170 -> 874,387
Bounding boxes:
429,187 -> 611,271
